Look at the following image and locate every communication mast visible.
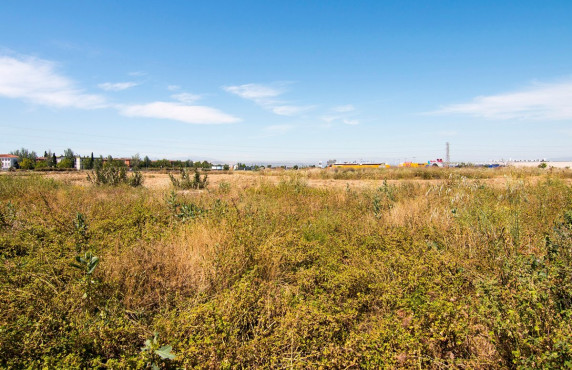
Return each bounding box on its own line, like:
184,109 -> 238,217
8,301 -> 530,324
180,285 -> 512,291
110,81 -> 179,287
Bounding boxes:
445,142 -> 450,167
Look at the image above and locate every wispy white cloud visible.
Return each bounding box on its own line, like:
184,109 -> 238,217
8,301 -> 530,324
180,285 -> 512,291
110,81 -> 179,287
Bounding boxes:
171,92 -> 201,104
0,54 -> 239,125
321,116 -> 337,123
224,82 -> 312,116
431,80 -> 572,120
271,105 -> 313,116
167,85 -> 181,91
320,104 -> 360,126
118,101 -> 240,124
224,83 -> 283,100
333,104 -> 355,113
0,55 -> 106,109
98,81 -> 138,91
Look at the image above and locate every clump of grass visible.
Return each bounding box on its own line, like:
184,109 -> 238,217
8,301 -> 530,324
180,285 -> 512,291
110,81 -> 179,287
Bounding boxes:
166,190 -> 206,221
169,168 -> 208,189
218,181 -> 231,194
87,163 -> 143,187
127,170 -> 144,187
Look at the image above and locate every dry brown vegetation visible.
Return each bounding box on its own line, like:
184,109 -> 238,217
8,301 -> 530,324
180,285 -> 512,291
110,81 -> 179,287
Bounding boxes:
1,167 -> 572,368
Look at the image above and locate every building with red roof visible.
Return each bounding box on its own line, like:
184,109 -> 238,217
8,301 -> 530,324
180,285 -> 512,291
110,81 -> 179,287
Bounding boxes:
0,154 -> 19,170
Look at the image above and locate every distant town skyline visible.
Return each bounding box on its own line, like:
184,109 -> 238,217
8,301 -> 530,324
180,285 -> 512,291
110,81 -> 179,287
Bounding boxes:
1,1 -> 571,162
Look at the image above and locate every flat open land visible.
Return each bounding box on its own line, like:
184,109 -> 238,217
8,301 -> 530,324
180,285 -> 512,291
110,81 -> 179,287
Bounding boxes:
38,167 -> 572,190
510,161 -> 572,169
1,167 -> 572,368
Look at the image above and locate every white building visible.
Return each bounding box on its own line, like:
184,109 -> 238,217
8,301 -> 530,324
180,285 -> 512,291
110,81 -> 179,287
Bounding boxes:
0,154 -> 19,170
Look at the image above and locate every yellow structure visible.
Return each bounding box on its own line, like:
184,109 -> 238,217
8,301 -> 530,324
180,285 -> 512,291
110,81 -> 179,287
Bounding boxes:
398,162 -> 427,168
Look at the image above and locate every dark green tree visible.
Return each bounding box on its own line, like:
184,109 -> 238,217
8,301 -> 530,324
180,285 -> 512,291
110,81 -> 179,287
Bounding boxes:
143,156 -> 152,168
93,156 -> 104,170
155,159 -> 171,168
44,150 -> 54,167
64,148 -> 75,160
84,152 -> 94,170
130,154 -> 142,169
11,148 -> 37,161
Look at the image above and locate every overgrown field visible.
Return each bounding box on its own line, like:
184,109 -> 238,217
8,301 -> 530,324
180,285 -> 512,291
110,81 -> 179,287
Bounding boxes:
1,170 -> 572,368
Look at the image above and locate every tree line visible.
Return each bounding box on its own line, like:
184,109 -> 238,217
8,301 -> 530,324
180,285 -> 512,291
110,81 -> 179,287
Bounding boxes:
9,148 -> 217,170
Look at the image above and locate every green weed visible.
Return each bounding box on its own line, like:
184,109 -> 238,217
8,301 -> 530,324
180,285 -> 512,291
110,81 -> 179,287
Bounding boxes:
169,168 -> 208,189
1,169 -> 572,367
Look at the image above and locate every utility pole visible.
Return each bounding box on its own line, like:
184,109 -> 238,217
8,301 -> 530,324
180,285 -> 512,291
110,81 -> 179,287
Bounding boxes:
446,142 -> 450,167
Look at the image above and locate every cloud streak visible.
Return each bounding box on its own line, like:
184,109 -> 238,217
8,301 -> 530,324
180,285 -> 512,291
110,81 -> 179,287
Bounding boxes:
343,119 -> 359,125
333,104 -> 355,113
224,83 -> 283,100
0,54 -> 240,125
320,104 -> 360,126
118,102 -> 241,124
271,105 -> 313,116
224,82 -> 312,116
98,81 -> 138,91
171,92 -> 201,104
0,55 -> 106,109
432,80 -> 572,120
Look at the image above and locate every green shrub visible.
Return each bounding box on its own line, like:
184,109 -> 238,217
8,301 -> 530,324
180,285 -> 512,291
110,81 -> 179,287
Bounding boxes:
127,170 -> 144,187
87,163 -> 143,187
34,161 -> 48,169
56,157 -> 74,169
19,158 -> 35,170
169,168 -> 208,189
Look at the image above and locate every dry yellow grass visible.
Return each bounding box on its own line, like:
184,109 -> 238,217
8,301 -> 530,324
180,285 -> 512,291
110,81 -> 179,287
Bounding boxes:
2,167 -> 572,367
26,168 -> 572,191
103,219 -> 230,309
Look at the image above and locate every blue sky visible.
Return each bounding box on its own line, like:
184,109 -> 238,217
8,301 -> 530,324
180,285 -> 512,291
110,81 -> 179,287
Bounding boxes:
1,1 -> 571,164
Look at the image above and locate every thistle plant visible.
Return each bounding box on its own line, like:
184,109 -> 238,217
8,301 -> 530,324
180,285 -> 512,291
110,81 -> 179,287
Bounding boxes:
169,168 -> 208,189
141,332 -> 176,369
71,251 -> 99,299
165,190 -> 205,221
73,212 -> 88,249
